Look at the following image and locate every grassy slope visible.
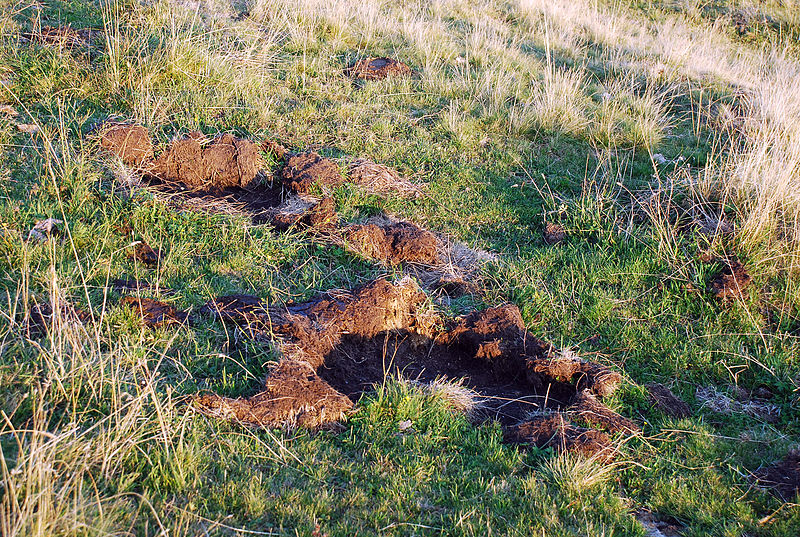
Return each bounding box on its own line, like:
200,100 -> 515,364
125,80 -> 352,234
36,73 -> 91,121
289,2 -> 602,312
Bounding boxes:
0,0 -> 798,535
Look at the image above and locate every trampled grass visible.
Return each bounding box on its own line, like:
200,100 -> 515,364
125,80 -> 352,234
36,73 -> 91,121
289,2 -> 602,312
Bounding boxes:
0,0 -> 799,535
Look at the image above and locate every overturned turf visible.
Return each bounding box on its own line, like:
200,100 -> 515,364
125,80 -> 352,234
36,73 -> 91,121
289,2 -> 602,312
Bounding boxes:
280,152 -> 343,193
344,219 -> 440,265
345,57 -> 413,80
194,278 -> 635,458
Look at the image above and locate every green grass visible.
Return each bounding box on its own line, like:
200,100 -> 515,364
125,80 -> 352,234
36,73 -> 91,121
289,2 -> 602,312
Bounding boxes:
1,0 -> 799,535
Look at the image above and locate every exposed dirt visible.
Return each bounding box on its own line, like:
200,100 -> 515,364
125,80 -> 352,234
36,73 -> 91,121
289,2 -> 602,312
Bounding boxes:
280,152 -> 343,193
120,296 -> 188,328
755,450 -> 800,501
195,360 -> 353,428
150,133 -> 264,191
543,222 -> 567,245
200,294 -> 269,328
261,139 -> 288,160
99,123 -> 154,167
709,259 -> 752,301
195,278 -> 636,458
344,220 -> 440,265
127,241 -> 161,267
25,301 -> 90,337
506,414 -> 613,460
348,159 -> 424,199
345,57 -> 413,80
646,382 -> 691,418
269,195 -> 337,230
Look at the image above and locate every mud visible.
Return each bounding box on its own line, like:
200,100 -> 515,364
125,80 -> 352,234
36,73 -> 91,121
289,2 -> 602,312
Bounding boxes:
345,57 -> 413,80
348,159 -> 424,199
506,414 -> 613,460
543,222 -> 567,245
709,259 -> 752,301
755,450 -> 800,500
120,296 -> 188,328
99,123 -> 154,167
344,219 -> 440,265
128,241 -> 161,267
280,152 -> 343,193
645,382 -> 691,418
150,133 -> 264,191
195,278 -> 636,458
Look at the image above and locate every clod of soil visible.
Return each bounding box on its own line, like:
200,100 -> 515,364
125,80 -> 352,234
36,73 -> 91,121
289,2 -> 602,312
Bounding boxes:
200,294 -> 269,327
345,57 -> 413,80
150,133 -> 264,191
506,414 -> 613,460
26,301 -> 90,337
709,259 -> 752,301
99,123 -> 154,167
568,390 -> 640,434
280,152 -> 343,193
645,382 -> 691,418
120,296 -> 188,328
269,195 -> 337,231
543,222 -> 567,245
128,241 -> 161,267
195,360 -> 353,428
755,450 -> 800,501
345,220 -> 440,265
261,139 -> 287,160
348,159 -> 424,199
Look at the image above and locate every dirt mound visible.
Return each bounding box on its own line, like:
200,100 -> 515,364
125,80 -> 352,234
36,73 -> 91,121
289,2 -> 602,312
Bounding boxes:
348,159 -> 424,199
709,259 -> 752,301
99,123 -> 154,167
345,220 -> 440,265
543,222 -> 566,245
345,57 -> 413,80
195,360 -> 353,429
280,152 -> 343,193
127,241 -> 161,267
269,195 -> 337,230
755,450 -> 800,500
646,383 -> 691,418
195,278 -> 636,458
506,414 -> 613,460
120,296 -> 188,328
150,133 -> 263,191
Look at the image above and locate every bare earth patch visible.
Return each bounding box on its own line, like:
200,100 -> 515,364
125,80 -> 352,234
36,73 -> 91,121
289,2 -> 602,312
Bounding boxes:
646,382 -> 691,418
345,57 -> 413,80
709,259 -> 752,301
280,152 -> 343,193
194,278 -> 636,459
120,296 -> 188,328
755,449 -> 800,501
344,219 -> 440,265
99,123 -> 154,167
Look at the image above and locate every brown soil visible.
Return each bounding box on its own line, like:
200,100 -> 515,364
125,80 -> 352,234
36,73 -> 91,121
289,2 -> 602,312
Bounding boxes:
345,220 -> 440,265
128,241 -> 161,267
345,57 -> 413,80
645,382 -> 691,418
709,259 -> 752,301
99,123 -> 154,167
150,133 -> 264,191
543,222 -> 567,245
261,139 -> 287,160
506,414 -> 613,460
348,159 -> 424,199
568,390 -> 640,434
269,195 -> 337,231
195,278 -> 636,457
280,152 -> 343,193
26,301 -> 90,337
200,294 -> 269,328
755,450 -> 800,501
120,296 -> 188,328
